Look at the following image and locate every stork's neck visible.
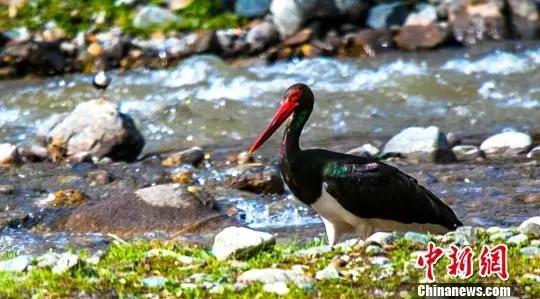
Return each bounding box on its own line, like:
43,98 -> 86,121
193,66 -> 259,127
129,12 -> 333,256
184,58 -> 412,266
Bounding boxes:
280,109 -> 310,158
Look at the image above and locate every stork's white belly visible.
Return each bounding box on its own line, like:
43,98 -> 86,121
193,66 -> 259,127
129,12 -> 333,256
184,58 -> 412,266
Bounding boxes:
311,188 -> 449,241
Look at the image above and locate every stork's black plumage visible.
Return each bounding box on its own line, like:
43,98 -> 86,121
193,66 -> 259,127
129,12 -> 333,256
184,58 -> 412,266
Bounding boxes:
249,83 -> 462,245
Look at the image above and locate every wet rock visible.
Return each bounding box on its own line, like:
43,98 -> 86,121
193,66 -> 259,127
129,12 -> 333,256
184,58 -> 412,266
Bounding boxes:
93,28 -> 126,61
527,146 -> 540,160
395,23 -> 449,51
87,170 -> 112,186
0,184 -> 15,195
342,29 -> 394,56
507,0 -> 539,39
479,132 -> 532,159
0,143 -> 20,165
508,233 -> 528,245
45,99 -> 145,162
382,126 -> 455,163
0,255 -> 31,272
225,164 -> 284,194
366,232 -> 398,246
404,232 -> 431,245
334,0 -> 368,18
237,267 -> 314,287
452,145 -> 482,161
50,190 -> 88,207
40,21 -> 67,43
405,4 -> 438,27
235,0 -> 271,18
162,147 -> 204,167
518,216 -> 540,237
212,226 -> 275,260
172,169 -> 194,184
52,252 -> 79,274
448,0 -> 507,45
133,5 -> 180,29
246,21 -> 279,52
520,247 -> 540,257
283,27 -> 314,47
236,151 -> 255,165
17,145 -> 48,162
367,2 -> 409,30
263,281 -> 289,295
141,276 -> 167,288
51,184 -> 239,238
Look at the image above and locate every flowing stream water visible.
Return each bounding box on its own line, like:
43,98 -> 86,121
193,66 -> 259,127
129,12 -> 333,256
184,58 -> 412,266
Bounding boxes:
0,42 -> 539,254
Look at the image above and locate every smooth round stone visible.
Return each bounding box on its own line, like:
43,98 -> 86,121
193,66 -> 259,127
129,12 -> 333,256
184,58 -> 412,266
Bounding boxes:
404,232 -> 431,245
480,131 -> 532,158
365,244 -> 384,255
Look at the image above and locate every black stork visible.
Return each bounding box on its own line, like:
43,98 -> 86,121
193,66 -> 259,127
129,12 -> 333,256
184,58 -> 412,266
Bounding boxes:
248,83 -> 462,245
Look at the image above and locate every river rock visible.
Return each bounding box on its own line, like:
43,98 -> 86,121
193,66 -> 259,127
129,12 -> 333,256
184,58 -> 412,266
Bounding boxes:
235,0 -> 271,18
45,99 -> 145,162
0,255 -> 31,272
50,184 -> 239,238
0,143 -> 19,165
527,146 -> 540,160
507,0 -> 539,39
225,164 -> 284,193
133,5 -> 180,29
448,0 -> 507,45
212,226 -> 275,260
237,267 -> 314,286
315,264 -> 340,280
452,145 -> 482,161
162,147 -> 204,167
263,281 -> 289,295
342,29 -> 394,55
270,0 -> 304,37
246,21 -> 279,52
405,4 -> 438,27
346,143 -> 380,157
479,132 -> 532,159
404,232 -> 431,245
367,2 -> 409,30
382,126 -> 455,163
453,226 -> 481,245
94,28 -> 126,61
518,217 -> 540,237
334,0 -> 369,18
520,247 -> 540,257
508,234 -> 528,245
142,276 -> 167,288
366,232 -> 398,246
395,23 -> 449,51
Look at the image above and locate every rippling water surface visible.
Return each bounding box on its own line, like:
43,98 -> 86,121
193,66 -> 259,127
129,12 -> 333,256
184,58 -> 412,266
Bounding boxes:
1,42 -> 539,253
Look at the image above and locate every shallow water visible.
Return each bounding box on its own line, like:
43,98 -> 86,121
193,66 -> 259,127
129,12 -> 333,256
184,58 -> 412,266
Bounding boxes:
1,42 -> 539,254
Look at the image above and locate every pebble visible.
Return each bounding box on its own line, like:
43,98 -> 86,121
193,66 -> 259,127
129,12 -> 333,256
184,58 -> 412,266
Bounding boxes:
0,255 -> 31,272
0,143 -> 19,165
263,281 -> 290,295
527,146 -> 540,160
518,216 -> 540,237
404,232 -> 431,245
520,246 -> 540,257
370,256 -> 392,267
212,226 -> 275,261
141,276 -> 167,288
0,184 -> 15,195
52,252 -> 79,274
315,265 -> 340,280
452,145 -> 482,161
162,146 -> 204,167
366,232 -> 398,246
507,234 -> 528,245
365,244 -> 384,255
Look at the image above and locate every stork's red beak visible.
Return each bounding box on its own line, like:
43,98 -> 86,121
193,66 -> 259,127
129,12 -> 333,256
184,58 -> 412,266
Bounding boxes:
248,100 -> 296,154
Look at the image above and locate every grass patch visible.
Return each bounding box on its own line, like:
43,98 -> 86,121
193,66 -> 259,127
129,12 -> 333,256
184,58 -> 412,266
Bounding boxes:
0,234 -> 538,298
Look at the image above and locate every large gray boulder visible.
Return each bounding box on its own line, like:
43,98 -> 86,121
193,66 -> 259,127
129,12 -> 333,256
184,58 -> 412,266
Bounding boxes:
50,184 -> 239,238
45,99 -> 144,162
382,126 -> 455,162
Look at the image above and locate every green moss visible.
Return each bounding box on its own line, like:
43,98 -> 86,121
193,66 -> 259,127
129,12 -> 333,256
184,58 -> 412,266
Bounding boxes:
0,0 -> 245,37
0,236 -> 538,298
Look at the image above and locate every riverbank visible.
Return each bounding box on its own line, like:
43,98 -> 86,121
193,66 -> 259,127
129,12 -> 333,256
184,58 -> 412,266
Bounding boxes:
0,220 -> 539,298
1,0 -> 540,78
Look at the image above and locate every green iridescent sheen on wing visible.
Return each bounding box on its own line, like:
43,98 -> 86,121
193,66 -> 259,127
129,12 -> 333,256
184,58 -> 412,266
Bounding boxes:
323,162 -> 349,177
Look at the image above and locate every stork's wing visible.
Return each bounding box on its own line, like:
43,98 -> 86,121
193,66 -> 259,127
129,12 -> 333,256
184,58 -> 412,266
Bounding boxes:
322,160 -> 462,230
